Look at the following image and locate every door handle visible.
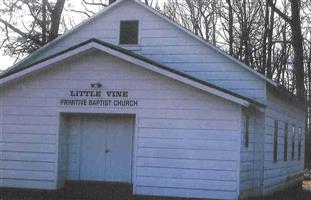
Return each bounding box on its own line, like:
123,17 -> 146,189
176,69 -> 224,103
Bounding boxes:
105,149 -> 110,153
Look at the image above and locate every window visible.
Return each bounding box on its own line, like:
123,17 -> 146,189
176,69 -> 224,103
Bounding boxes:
119,20 -> 139,45
244,115 -> 250,148
273,120 -> 278,163
292,126 -> 295,160
298,127 -> 302,160
284,123 -> 288,161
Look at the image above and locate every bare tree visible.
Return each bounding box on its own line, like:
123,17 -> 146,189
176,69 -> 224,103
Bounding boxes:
0,0 -> 65,59
268,0 -> 305,99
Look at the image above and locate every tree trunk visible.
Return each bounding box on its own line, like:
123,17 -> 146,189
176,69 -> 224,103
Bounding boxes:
267,4 -> 274,79
49,0 -> 65,41
212,0 -> 217,46
290,0 -> 305,100
262,0 -> 269,75
226,0 -> 234,56
268,0 -> 305,100
242,0 -> 250,66
42,0 -> 48,43
306,34 -> 311,169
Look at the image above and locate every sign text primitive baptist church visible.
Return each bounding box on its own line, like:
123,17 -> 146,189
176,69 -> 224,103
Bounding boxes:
60,90 -> 138,107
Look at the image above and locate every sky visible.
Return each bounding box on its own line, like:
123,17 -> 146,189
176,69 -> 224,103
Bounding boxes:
0,55 -> 14,71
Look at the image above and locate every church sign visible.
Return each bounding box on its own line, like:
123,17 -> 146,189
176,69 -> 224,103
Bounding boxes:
60,90 -> 138,107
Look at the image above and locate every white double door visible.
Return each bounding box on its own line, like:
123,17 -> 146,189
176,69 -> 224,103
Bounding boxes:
68,115 -> 133,183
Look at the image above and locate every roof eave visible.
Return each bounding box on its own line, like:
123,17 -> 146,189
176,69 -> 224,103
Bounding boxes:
0,39 -> 259,108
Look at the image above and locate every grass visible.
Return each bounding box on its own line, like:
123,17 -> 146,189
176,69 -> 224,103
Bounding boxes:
1,181 -> 311,200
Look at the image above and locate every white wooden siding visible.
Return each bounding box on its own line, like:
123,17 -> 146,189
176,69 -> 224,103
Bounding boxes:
239,109 -> 264,197
0,52 -> 241,199
263,90 -> 305,193
20,0 -> 266,102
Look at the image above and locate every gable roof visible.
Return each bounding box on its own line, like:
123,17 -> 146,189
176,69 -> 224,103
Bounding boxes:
2,0 -> 277,88
0,39 -> 264,108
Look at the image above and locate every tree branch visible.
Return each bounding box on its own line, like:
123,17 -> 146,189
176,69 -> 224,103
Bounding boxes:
268,0 -> 292,23
46,1 -> 53,13
82,0 -> 107,7
70,9 -> 91,18
0,18 -> 43,46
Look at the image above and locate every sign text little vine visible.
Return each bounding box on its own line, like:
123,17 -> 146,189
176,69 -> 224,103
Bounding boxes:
60,90 -> 138,107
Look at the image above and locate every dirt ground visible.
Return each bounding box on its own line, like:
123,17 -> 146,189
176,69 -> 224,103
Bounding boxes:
1,181 -> 311,200
250,180 -> 311,200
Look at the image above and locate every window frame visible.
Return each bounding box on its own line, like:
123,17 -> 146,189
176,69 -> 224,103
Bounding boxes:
298,127 -> 302,160
244,115 -> 250,148
292,126 -> 295,160
119,20 -> 139,45
284,123 -> 288,161
273,120 -> 278,163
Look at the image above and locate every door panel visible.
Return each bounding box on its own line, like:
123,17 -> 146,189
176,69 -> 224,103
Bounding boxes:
67,116 -> 82,180
66,114 -> 133,183
105,116 -> 133,183
80,116 -> 107,181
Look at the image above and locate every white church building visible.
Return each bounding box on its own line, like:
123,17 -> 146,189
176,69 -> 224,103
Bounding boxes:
0,0 -> 305,199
